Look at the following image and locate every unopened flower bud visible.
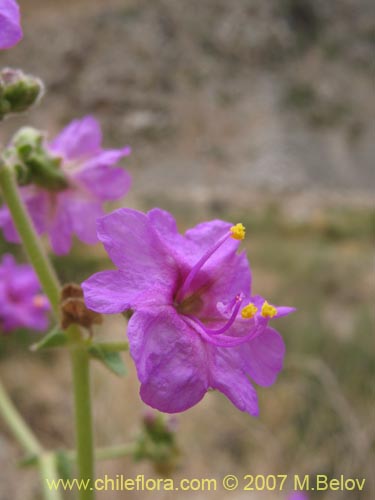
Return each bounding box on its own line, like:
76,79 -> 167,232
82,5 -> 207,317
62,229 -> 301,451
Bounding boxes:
5,127 -> 68,191
0,68 -> 44,120
133,412 -> 180,475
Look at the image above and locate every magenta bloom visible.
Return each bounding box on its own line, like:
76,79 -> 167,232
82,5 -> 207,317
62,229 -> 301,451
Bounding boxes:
0,116 -> 131,255
82,208 -> 295,415
0,0 -> 22,50
0,253 -> 50,333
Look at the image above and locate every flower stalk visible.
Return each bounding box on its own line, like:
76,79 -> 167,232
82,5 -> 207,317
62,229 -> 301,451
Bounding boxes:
0,160 -> 95,499
0,380 -> 62,500
39,453 -> 64,500
0,378 -> 41,456
0,160 -> 60,312
70,343 -> 94,499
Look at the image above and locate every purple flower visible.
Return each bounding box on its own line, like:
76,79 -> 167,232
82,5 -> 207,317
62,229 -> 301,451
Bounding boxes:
0,0 -> 22,50
0,116 -> 131,255
82,208 -> 295,415
0,253 -> 50,333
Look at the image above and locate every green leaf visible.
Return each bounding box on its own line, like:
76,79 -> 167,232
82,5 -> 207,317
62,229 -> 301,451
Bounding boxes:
90,341 -> 128,353
30,327 -> 68,352
88,345 -> 126,376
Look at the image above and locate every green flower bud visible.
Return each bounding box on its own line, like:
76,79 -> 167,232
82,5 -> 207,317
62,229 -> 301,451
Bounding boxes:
4,127 -> 69,191
0,68 -> 44,120
133,413 -> 180,475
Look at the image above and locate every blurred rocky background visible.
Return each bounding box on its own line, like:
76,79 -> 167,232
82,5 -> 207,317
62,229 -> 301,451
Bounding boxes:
0,0 -> 374,210
0,1 -> 374,499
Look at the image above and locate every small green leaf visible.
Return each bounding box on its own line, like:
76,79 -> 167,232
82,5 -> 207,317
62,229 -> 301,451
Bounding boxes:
30,327 -> 68,352
90,341 -> 128,353
88,345 -> 126,376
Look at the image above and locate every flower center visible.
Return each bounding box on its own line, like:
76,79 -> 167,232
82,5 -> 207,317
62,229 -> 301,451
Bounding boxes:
176,291 -> 204,316
175,223 -> 245,304
173,223 -> 270,347
185,293 -> 245,337
172,223 -> 279,347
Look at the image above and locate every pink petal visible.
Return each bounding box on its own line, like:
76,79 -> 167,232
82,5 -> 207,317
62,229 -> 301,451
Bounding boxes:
82,270 -> 171,314
0,191 -> 48,242
76,161 -> 131,201
148,209 -> 251,309
48,116 -> 102,160
96,208 -> 178,287
48,195 -> 73,255
128,307 -> 208,413
68,198 -> 103,245
147,208 -> 180,246
237,327 -> 285,387
198,250 -> 251,319
0,0 -> 22,50
208,345 -> 259,415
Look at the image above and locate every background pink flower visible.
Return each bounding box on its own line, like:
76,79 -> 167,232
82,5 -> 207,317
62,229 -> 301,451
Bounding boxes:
0,116 -> 131,254
0,253 -> 49,333
0,0 -> 22,50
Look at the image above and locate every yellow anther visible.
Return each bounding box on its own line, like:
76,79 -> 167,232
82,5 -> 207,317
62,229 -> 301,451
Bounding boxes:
241,303 -> 258,319
230,223 -> 246,240
33,294 -> 47,308
261,301 -> 277,318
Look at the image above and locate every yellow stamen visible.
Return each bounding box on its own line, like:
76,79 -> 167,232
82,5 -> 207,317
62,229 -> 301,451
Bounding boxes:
241,303 -> 258,319
230,223 -> 246,240
33,294 -> 47,308
261,301 -> 277,318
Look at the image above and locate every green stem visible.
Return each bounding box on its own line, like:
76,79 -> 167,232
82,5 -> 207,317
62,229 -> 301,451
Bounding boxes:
0,379 -> 62,500
0,378 -> 41,455
0,162 -> 95,499
0,163 -> 60,314
39,453 -> 63,500
70,340 -> 95,500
